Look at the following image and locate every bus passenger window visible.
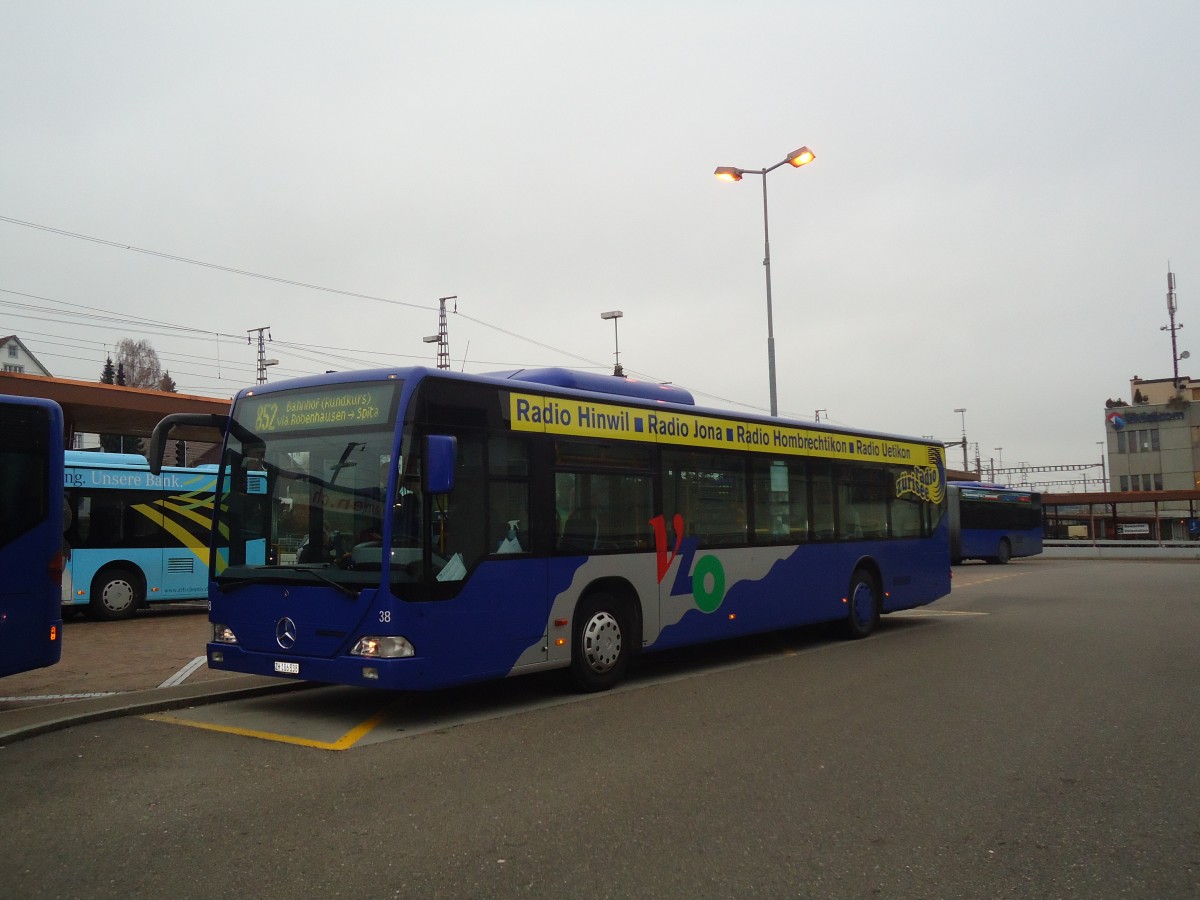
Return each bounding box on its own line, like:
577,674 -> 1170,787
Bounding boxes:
559,506 -> 598,552
837,465 -> 890,540
810,463 -> 835,541
662,450 -> 747,547
752,459 -> 808,543
490,480 -> 528,554
892,465 -> 924,539
555,472 -> 652,553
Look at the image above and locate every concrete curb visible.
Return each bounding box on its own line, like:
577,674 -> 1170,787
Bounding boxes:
0,675 -> 313,746
1042,546 -> 1200,561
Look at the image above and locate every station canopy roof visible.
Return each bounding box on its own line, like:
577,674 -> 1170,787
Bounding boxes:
0,372 -> 230,442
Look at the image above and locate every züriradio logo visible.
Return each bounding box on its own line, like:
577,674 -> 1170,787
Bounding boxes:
895,446 -> 945,504
1106,411 -> 1126,431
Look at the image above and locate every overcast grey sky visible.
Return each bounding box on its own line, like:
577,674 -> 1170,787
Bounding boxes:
2,1 -> 1196,485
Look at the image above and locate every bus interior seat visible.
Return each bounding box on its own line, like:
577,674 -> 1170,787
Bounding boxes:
559,510 -> 599,552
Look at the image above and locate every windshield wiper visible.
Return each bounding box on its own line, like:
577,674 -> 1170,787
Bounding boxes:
277,566 -> 360,599
218,566 -> 359,599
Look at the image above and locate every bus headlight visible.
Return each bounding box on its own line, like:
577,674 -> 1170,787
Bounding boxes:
213,624 -> 238,644
350,636 -> 415,658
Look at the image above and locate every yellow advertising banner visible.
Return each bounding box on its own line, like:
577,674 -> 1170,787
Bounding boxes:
509,392 -> 940,467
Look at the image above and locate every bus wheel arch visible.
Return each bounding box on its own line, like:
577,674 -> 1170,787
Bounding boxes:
569,579 -> 641,693
843,559 -> 881,640
89,565 -> 143,621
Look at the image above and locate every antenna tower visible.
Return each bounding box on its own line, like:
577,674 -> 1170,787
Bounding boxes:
1162,267 -> 1184,389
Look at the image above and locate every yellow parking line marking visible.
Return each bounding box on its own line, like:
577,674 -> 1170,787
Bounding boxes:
144,705 -> 393,752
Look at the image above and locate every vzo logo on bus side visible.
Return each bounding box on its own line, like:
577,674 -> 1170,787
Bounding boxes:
650,514 -> 727,613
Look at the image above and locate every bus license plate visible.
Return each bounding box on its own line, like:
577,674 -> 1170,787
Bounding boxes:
274,661 -> 300,675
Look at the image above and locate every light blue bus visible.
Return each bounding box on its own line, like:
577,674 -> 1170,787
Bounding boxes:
151,367 -> 951,692
0,394 -> 64,677
62,451 -> 218,619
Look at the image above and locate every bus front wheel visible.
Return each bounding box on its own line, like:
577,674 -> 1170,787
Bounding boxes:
843,568 -> 879,639
90,569 -> 141,620
570,592 -> 631,693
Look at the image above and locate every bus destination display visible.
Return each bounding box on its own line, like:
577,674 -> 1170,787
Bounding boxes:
242,382 -> 397,434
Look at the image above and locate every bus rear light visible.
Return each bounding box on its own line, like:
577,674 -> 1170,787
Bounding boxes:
48,551 -> 64,586
213,624 -> 238,644
351,636 -> 415,659
49,626 -> 58,642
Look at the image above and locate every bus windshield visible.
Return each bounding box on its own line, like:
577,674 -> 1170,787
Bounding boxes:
217,380 -> 409,589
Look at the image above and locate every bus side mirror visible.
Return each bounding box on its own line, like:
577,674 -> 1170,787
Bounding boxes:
424,435 -> 457,494
149,413 -> 229,475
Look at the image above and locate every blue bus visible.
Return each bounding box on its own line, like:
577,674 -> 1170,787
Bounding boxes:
63,451 -> 219,620
947,482 -> 1043,565
150,367 -> 951,692
0,395 -> 64,678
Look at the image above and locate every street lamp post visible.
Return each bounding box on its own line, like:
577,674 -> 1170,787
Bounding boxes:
600,310 -> 624,377
715,146 -> 815,417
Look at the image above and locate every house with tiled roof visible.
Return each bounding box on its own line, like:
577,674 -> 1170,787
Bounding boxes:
0,335 -> 52,376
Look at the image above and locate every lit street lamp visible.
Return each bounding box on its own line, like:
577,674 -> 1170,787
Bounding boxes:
600,310 -> 624,376
715,146 -> 816,417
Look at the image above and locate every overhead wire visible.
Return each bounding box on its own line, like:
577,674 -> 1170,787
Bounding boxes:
0,215 -> 437,314
0,286 -> 243,340
1,215 -> 619,371
1,214 -> 774,414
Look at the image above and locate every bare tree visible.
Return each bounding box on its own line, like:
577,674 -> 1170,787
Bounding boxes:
115,338 -> 163,389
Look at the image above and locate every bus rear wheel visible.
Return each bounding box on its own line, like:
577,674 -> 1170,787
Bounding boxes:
843,568 -> 879,639
570,592 -> 631,693
987,539 -> 1012,565
90,569 -> 141,621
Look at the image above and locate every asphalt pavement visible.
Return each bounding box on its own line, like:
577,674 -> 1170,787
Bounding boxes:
7,558 -> 1197,898
0,602 -> 303,744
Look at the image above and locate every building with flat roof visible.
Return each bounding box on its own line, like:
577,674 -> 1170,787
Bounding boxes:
1096,375 -> 1200,541
1104,375 -> 1200,492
